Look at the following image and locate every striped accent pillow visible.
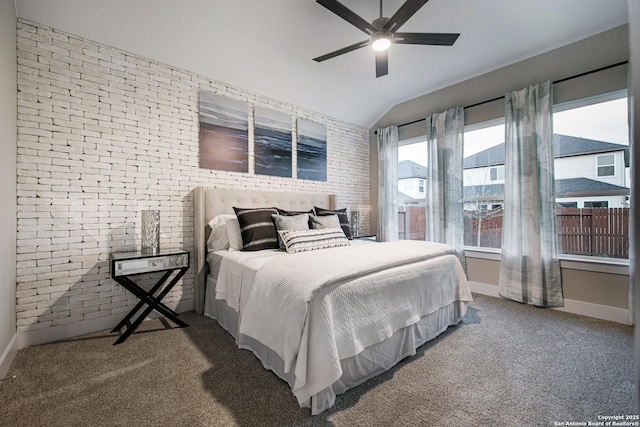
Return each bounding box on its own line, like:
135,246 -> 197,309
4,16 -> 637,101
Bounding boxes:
278,228 -> 350,254
233,207 -> 279,251
314,207 -> 353,239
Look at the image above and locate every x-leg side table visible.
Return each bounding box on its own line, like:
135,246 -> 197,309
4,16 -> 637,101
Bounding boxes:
110,249 -> 190,345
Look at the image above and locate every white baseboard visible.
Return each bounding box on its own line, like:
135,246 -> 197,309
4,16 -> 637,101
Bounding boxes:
553,299 -> 630,325
468,281 -> 631,325
0,333 -> 19,382
18,299 -> 194,349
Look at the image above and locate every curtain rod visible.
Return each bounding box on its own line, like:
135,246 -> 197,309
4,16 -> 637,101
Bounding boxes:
375,60 -> 628,134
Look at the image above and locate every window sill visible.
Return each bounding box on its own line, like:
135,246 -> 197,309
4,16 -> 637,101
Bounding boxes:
463,247 -> 629,275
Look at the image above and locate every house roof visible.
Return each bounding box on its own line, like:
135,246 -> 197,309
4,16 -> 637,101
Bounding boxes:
463,134 -> 629,169
398,191 -> 424,205
555,177 -> 630,198
463,177 -> 629,201
398,160 -> 427,180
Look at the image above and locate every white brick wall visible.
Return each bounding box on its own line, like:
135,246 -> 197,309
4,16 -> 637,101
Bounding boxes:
15,19 -> 371,333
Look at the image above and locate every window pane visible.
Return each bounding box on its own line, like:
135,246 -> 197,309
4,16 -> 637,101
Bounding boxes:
463,123 -> 505,249
557,202 -> 578,208
584,201 -> 609,208
597,165 -> 615,177
553,95 -> 629,259
398,140 -> 427,240
597,154 -> 614,166
490,168 -> 497,181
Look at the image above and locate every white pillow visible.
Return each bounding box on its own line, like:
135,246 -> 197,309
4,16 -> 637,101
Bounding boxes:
226,216 -> 243,251
207,214 -> 235,251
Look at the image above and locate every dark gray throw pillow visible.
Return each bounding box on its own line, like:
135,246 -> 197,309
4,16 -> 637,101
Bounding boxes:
233,207 -> 279,251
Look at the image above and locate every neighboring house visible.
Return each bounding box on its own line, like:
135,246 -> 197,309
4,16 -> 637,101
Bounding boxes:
398,160 -> 427,201
463,134 -> 630,209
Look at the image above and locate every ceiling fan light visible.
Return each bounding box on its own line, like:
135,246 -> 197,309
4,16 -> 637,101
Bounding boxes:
371,33 -> 391,51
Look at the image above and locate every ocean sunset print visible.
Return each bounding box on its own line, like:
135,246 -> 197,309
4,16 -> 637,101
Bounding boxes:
254,108 -> 292,177
199,92 -> 249,172
297,119 -> 327,181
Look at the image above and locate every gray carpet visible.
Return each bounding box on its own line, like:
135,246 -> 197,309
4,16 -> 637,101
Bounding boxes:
0,294 -> 634,427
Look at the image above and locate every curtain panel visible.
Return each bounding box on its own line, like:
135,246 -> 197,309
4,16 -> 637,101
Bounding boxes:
377,126 -> 399,242
425,107 -> 466,269
628,64 -> 636,325
498,81 -> 564,307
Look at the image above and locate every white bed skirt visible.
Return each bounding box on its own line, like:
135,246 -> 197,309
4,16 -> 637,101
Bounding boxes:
204,275 -> 468,414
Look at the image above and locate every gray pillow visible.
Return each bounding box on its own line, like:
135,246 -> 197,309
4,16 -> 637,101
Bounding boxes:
272,213 -> 310,249
309,214 -> 341,230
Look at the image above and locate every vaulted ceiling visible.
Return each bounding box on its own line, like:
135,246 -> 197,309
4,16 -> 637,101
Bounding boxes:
15,0 -> 629,128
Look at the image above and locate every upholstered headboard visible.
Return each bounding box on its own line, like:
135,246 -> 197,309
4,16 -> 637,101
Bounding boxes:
193,187 -> 335,314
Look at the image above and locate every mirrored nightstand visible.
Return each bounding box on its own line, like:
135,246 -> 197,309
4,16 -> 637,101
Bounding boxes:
110,249 -> 189,345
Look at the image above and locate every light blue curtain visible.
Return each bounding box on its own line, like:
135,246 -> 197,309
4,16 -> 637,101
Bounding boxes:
425,107 -> 466,269
499,81 -> 563,307
377,126 -> 399,241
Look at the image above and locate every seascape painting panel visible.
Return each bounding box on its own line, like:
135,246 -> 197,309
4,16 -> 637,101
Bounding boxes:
199,92 -> 249,172
297,119 -> 327,181
254,108 -> 292,177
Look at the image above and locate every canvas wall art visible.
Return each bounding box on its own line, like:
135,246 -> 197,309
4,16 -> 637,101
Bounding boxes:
199,92 -> 249,172
297,119 -> 327,181
254,107 -> 292,177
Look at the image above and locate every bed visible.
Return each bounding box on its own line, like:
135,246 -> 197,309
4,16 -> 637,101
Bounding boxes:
193,187 -> 472,414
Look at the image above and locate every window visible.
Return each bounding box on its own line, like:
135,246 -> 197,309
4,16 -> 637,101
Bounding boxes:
398,138 -> 427,241
557,202 -> 578,208
596,154 -> 615,177
553,92 -> 629,259
584,201 -> 608,208
489,166 -> 505,182
463,120 -> 505,249
462,92 -> 629,259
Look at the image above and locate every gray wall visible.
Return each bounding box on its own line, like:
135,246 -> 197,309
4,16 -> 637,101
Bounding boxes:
370,24 -> 631,311
0,0 -> 17,376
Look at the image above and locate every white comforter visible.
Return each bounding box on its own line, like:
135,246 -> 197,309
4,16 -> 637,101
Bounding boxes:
236,240 -> 472,408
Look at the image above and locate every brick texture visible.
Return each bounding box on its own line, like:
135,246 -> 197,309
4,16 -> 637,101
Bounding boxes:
15,19 -> 371,333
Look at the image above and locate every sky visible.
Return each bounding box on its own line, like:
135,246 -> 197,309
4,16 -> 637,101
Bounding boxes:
398,97 -> 629,165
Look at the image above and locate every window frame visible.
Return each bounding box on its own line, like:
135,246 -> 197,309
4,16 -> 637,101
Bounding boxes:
552,90 -> 629,261
596,153 -> 615,177
462,91 -> 629,262
489,165 -> 505,182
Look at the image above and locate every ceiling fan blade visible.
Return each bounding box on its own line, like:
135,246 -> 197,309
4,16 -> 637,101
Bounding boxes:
316,0 -> 377,35
375,50 -> 388,78
393,32 -> 460,46
383,0 -> 430,32
313,40 -> 370,62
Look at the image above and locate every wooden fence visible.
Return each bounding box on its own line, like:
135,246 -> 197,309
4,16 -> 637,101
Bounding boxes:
463,209 -> 503,249
401,206 -> 630,259
556,208 -> 629,259
398,205 -> 426,241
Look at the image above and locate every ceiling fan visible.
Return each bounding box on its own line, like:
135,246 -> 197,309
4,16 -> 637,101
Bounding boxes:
313,0 -> 460,78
